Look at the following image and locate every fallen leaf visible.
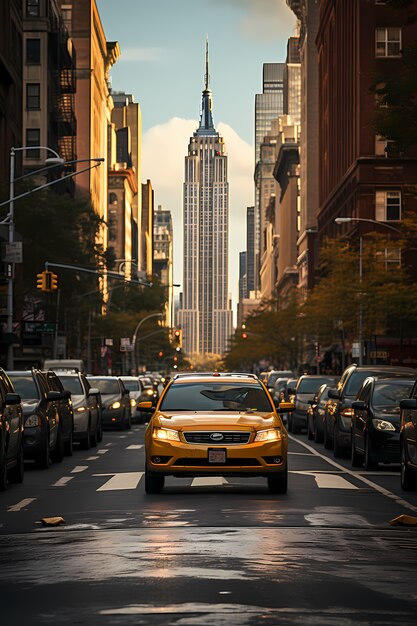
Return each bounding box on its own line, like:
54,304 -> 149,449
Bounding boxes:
40,516 -> 66,526
389,514 -> 417,526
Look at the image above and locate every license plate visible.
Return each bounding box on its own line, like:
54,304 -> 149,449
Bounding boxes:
208,448 -> 226,464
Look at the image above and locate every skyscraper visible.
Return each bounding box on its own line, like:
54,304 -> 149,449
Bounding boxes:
178,41 -> 233,356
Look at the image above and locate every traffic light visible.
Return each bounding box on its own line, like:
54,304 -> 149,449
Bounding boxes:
36,270 -> 58,292
36,272 -> 45,291
173,329 -> 182,348
158,351 -> 163,358
241,332 -> 248,340
51,272 -> 58,290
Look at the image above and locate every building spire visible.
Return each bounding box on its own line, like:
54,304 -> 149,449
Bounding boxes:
197,37 -> 217,136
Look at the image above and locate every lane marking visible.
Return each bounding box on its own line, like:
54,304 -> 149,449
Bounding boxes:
105,442 -> 112,447
292,470 -> 358,490
289,434 -> 417,513
97,449 -> 109,455
70,465 -> 88,474
289,451 -> 314,456
94,472 -> 143,491
126,444 -> 143,450
51,476 -> 73,487
191,477 -> 229,487
86,456 -> 99,461
7,498 -> 36,512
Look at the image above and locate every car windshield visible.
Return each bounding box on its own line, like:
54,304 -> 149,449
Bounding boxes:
9,375 -> 38,399
345,371 -> 381,396
373,380 -> 414,407
58,376 -> 84,395
297,378 -> 336,394
122,380 -> 140,391
160,382 -> 273,412
89,379 -> 120,394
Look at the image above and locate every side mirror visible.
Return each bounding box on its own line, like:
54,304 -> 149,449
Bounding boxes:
5,392 -> 21,405
352,400 -> 367,411
327,388 -> 340,400
277,401 -> 295,413
88,387 -> 100,396
61,390 -> 71,400
138,401 -> 154,411
400,398 -> 417,410
46,390 -> 61,401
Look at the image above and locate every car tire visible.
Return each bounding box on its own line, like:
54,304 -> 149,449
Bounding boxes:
125,411 -> 132,430
307,417 -> 314,440
51,426 -> 64,463
0,441 -> 8,491
118,411 -> 125,431
323,420 -> 332,450
81,422 -> 91,450
90,418 -> 98,447
64,428 -> 73,456
267,468 -> 288,494
364,434 -> 378,470
314,421 -> 324,444
96,419 -> 103,443
37,432 -> 50,469
8,442 -> 24,484
333,424 -> 345,458
144,467 -> 165,494
401,439 -> 417,491
350,432 -> 363,467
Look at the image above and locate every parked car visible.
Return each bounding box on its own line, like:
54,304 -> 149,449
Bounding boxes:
120,376 -> 153,422
56,372 -> 102,449
265,370 -> 294,396
8,370 -> 66,468
272,377 -> 293,404
350,376 -> 414,469
399,380 -> 417,490
44,370 -> 74,456
139,375 -> 159,406
87,376 -> 131,430
288,375 -> 338,434
324,365 -> 417,458
0,368 -> 24,490
306,383 -> 334,443
141,372 -> 294,494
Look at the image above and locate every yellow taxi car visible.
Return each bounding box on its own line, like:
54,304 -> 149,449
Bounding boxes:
140,372 -> 294,495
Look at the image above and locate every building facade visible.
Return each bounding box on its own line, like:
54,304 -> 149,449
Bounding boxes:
153,205 -> 173,328
178,42 -> 233,355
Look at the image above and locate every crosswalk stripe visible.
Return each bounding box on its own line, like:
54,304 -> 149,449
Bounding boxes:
97,449 -> 109,455
51,476 -> 73,487
8,498 -> 36,512
71,466 -> 88,474
86,456 -> 99,461
191,477 -> 229,487
126,444 -> 143,450
94,472 -> 143,491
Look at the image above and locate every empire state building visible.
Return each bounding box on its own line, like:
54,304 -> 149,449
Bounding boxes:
178,41 -> 233,356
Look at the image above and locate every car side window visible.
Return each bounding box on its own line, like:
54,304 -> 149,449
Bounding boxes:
360,381 -> 372,403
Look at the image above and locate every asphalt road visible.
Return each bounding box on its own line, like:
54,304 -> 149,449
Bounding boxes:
1,424 -> 417,625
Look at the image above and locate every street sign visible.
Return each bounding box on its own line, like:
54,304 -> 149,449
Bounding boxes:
352,342 -> 360,358
120,337 -> 133,352
1,242 -> 23,263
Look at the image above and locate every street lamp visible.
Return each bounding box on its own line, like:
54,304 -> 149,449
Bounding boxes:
335,216 -> 402,365
131,312 -> 164,373
1,146 -> 104,369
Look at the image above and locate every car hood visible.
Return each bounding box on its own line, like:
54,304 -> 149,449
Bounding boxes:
374,407 -> 400,421
22,399 -> 40,414
156,411 -> 277,430
101,393 -> 121,407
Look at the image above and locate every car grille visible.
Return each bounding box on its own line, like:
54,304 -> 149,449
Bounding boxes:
173,458 -> 261,467
183,431 -> 251,445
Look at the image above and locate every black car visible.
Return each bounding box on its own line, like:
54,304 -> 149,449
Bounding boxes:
350,376 -> 414,469
87,376 -> 131,430
8,370 -> 64,468
45,370 -> 74,456
0,368 -> 24,490
399,380 -> 417,490
288,375 -> 338,434
306,383 -> 334,443
324,365 -> 417,458
56,372 -> 102,449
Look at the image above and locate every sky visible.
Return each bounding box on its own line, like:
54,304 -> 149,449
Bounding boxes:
97,0 -> 296,318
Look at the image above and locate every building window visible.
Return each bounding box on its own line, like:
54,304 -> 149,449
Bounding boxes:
375,191 -> 401,221
26,0 -> 40,17
25,129 -> 40,158
376,27 -> 401,57
375,248 -> 401,270
26,83 -> 40,110
26,38 -> 41,64
375,135 -> 398,157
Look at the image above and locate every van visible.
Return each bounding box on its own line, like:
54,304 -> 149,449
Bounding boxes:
43,359 -> 85,373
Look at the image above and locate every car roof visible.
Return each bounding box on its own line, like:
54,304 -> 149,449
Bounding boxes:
171,372 -> 260,384
351,365 -> 416,373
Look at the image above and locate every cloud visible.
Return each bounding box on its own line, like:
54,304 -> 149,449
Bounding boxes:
211,0 -> 296,41
142,117 -> 254,315
119,47 -> 164,62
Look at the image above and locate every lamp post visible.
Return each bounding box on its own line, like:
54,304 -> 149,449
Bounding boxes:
131,312 -> 164,374
335,216 -> 402,365
1,147 -> 104,369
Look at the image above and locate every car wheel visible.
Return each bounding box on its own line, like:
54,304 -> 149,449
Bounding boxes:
0,441 -> 8,491
144,467 -> 165,494
364,434 -> 378,470
81,422 -> 91,450
37,432 -> 50,469
96,419 -> 103,443
90,418 -> 98,447
350,432 -> 363,467
64,428 -> 73,456
267,468 -> 288,494
307,417 -> 314,440
8,442 -> 24,484
314,420 -> 324,444
125,411 -> 132,430
401,439 -> 417,491
323,420 -> 332,450
51,426 -> 64,463
333,424 -> 345,458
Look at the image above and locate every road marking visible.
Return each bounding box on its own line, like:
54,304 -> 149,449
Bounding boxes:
191,477 -> 229,487
292,470 -> 358,489
97,449 -> 109,455
105,442 -> 112,446
7,498 -> 36,512
70,465 -> 88,474
94,472 -> 143,491
51,476 -> 73,487
126,444 -> 143,450
289,435 -> 417,513
289,451 -> 314,456
86,456 -> 99,461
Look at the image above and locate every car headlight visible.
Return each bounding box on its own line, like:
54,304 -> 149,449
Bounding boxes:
25,414 -> 40,427
152,427 -> 180,442
372,419 -> 395,431
76,406 -> 86,412
254,428 -> 281,442
130,398 -> 137,407
146,388 -> 154,396
110,401 -> 121,410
